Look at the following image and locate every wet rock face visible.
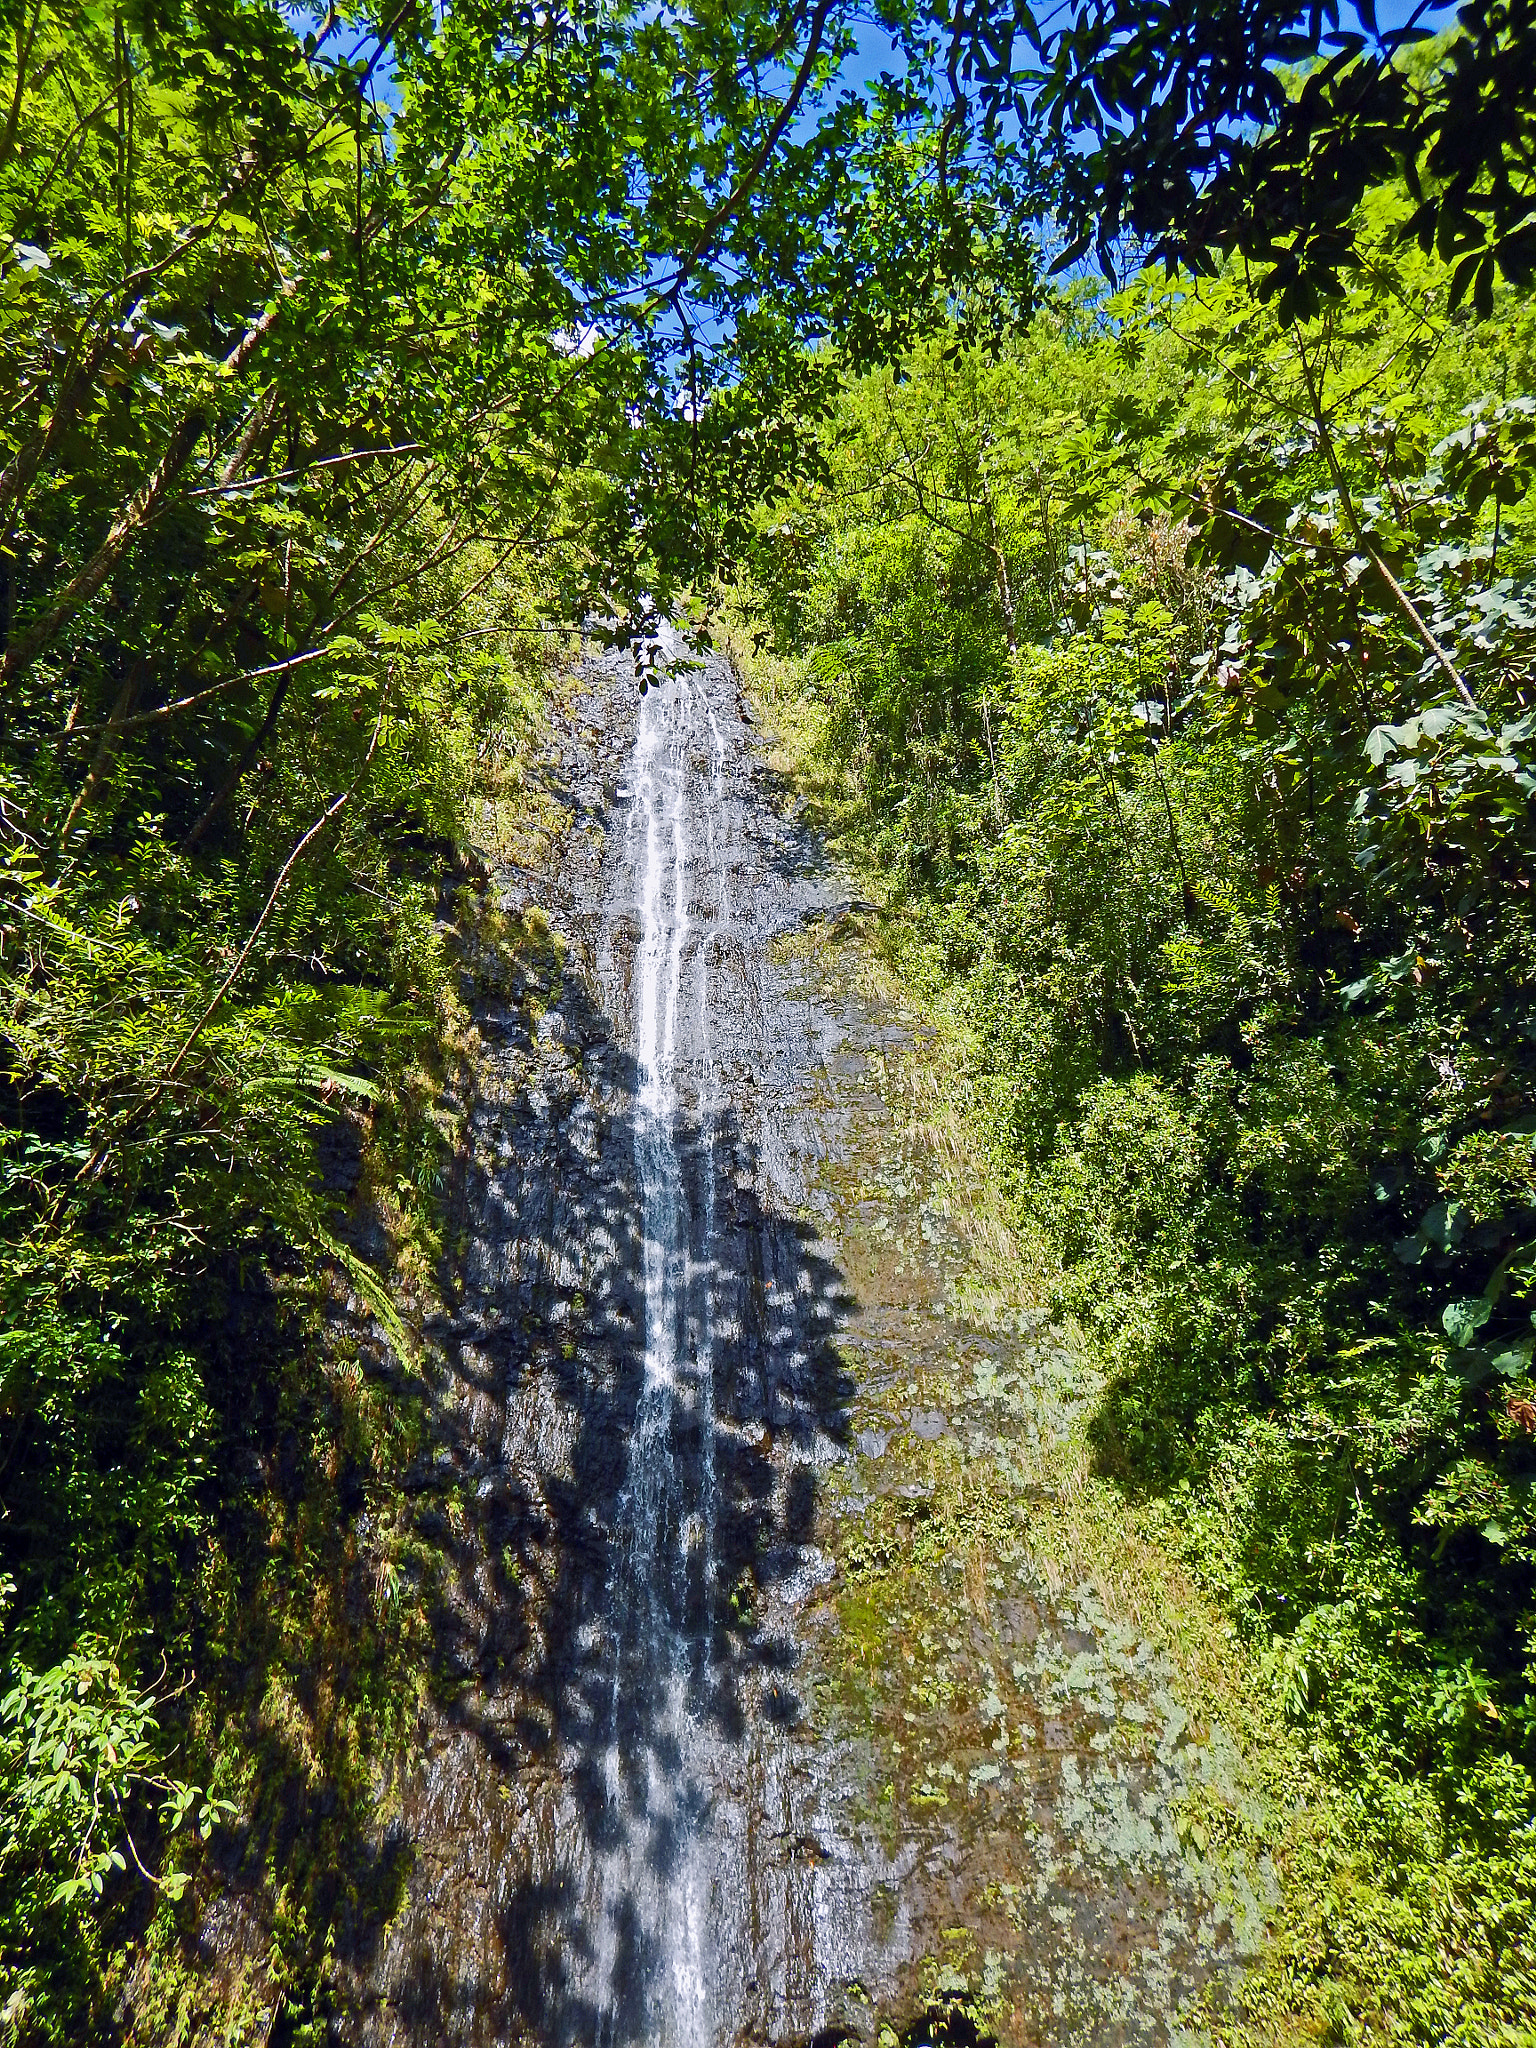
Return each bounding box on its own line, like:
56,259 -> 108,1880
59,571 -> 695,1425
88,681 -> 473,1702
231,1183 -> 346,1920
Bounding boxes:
358,649 -> 874,2048
352,648 -> 1267,2048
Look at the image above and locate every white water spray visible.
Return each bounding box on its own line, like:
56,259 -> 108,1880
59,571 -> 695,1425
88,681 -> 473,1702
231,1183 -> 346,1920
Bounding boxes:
594,650 -> 730,2048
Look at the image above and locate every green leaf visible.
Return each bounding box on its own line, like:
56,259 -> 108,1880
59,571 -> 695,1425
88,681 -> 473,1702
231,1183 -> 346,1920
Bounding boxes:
1444,1297 -> 1493,1347
1490,1342 -> 1532,1380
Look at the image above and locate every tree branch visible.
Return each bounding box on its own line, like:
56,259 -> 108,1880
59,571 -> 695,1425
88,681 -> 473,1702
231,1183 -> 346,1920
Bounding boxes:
162,698 -> 388,1084
191,441 -> 425,498
661,0 -> 836,308
1,300 -> 284,690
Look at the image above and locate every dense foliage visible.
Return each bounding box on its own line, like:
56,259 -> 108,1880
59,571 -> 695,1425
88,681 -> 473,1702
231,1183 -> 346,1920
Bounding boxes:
749,186 -> 1536,2034
0,0 -> 1003,2034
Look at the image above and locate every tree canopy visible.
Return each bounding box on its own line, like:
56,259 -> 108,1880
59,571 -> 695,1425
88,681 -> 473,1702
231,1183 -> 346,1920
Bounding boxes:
907,0 -> 1536,320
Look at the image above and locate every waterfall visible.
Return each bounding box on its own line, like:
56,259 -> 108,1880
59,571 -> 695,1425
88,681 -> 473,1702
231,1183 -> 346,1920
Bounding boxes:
358,629 -> 1245,2048
595,651 -> 725,2048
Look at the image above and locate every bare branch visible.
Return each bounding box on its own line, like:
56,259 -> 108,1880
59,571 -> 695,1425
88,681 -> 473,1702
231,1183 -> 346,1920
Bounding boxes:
191,441 -> 425,498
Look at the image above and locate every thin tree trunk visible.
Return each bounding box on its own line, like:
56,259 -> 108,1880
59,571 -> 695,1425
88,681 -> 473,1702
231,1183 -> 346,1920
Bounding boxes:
1,301 -> 282,690
1292,326 -> 1477,712
215,385 -> 280,492
983,491 -> 1017,654
1150,748 -> 1195,915
983,536 -> 1012,826
162,697 -> 388,1083
0,0 -> 47,178
58,662 -> 145,847
75,697 -> 388,1186
181,665 -> 295,851
0,331 -> 114,530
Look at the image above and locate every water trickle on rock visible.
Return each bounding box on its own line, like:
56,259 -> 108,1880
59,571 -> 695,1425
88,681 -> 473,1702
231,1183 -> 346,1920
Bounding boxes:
594,658 -> 726,2046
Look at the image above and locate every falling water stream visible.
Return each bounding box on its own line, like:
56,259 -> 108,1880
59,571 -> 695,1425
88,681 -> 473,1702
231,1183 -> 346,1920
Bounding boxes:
595,655 -> 722,2046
